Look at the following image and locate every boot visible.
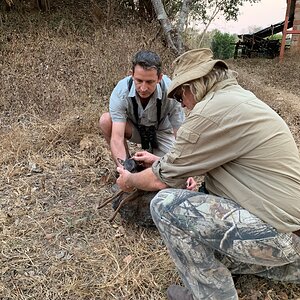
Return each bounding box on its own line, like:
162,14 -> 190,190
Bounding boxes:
167,284 -> 194,300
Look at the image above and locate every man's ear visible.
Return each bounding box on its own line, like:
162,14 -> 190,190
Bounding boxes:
157,73 -> 163,83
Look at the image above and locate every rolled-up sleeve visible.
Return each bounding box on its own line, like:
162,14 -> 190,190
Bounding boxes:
151,108 -> 250,188
152,118 -> 203,188
109,79 -> 129,123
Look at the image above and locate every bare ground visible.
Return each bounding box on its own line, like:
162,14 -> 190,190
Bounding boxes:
1,2 -> 300,299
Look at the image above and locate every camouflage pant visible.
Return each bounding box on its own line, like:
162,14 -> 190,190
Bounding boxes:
150,189 -> 300,300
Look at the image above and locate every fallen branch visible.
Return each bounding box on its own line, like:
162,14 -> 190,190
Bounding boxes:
108,189 -> 143,222
98,190 -> 123,209
98,188 -> 147,223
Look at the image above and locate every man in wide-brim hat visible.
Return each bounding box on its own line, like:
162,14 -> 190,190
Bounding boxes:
167,48 -> 228,99
117,48 -> 300,300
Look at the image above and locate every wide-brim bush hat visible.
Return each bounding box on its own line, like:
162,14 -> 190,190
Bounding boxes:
167,48 -> 228,97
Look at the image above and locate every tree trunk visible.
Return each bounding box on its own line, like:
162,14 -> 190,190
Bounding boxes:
176,0 -> 193,53
150,0 -> 179,54
199,4 -> 220,46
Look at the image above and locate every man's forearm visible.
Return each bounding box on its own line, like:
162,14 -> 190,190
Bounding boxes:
127,168 -> 167,191
110,139 -> 128,166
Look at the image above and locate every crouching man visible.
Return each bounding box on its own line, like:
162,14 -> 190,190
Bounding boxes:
99,50 -> 184,169
117,48 -> 300,300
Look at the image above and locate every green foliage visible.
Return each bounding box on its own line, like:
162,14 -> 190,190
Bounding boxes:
268,33 -> 282,41
141,0 -> 262,23
188,0 -> 261,24
211,30 -> 236,59
163,0 -> 186,20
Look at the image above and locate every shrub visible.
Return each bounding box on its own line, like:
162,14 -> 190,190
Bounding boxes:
211,30 -> 236,59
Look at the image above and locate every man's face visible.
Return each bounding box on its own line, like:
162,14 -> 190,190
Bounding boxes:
132,65 -> 162,99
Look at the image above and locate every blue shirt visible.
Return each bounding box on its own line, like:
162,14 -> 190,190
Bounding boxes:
109,75 -> 184,132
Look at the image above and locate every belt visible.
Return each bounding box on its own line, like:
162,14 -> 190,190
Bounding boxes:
293,229 -> 300,237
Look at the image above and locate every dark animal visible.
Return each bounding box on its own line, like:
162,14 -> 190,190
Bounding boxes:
117,157 -> 144,173
98,157 -> 156,227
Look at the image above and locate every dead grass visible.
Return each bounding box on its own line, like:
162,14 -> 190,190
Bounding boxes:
1,1 -> 300,300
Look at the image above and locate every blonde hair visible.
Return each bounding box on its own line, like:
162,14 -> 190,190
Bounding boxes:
188,66 -> 237,102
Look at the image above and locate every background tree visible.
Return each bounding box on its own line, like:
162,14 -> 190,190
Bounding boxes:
211,30 -> 236,59
189,0 -> 260,46
150,0 -> 179,53
150,0 -> 261,54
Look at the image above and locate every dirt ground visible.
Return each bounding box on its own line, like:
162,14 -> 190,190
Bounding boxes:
1,1 -> 300,299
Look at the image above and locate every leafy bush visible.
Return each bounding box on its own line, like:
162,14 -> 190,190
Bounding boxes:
211,30 -> 236,59
268,33 -> 282,41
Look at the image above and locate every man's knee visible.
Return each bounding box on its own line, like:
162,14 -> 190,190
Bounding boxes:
99,112 -> 112,134
150,188 -> 177,220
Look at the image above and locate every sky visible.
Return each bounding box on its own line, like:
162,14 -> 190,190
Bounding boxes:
208,0 -> 287,34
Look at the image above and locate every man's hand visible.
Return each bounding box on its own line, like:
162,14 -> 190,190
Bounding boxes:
132,151 -> 159,168
185,177 -> 197,191
116,167 -> 135,192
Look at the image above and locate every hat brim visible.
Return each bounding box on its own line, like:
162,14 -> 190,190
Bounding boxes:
167,60 -> 228,98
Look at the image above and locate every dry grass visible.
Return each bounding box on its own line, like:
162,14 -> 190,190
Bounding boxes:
0,2 -> 180,299
0,109 -> 180,299
1,1 -> 300,299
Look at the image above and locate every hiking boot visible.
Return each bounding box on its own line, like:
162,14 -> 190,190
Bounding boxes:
167,284 -> 194,300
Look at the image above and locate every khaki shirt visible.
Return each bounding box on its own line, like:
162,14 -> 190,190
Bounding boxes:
152,78 -> 300,232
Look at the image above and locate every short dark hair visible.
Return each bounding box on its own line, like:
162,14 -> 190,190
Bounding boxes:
131,50 -> 162,76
